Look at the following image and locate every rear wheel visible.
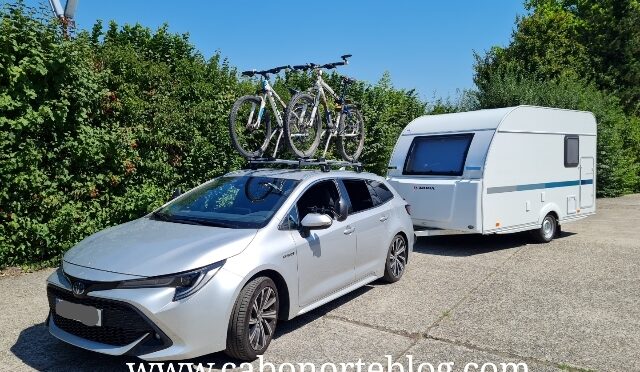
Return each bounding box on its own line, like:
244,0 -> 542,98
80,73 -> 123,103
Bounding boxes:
530,213 -> 557,243
382,234 -> 407,283
284,92 -> 322,158
337,109 -> 365,161
229,95 -> 272,158
226,277 -> 279,361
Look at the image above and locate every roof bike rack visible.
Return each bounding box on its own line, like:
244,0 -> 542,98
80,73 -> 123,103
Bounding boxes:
246,157 -> 364,173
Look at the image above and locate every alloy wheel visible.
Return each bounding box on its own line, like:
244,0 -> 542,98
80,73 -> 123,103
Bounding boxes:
248,286 -> 277,351
389,236 -> 407,278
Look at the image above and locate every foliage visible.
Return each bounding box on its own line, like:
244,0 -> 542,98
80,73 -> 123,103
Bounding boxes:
474,0 -> 640,196
0,2 -> 424,267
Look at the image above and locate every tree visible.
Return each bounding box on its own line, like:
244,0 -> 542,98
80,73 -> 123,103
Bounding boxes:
473,0 -> 640,196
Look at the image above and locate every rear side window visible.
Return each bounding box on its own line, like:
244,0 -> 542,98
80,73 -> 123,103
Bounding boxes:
564,135 -> 579,167
403,133 -> 474,176
342,179 -> 374,213
367,180 -> 394,205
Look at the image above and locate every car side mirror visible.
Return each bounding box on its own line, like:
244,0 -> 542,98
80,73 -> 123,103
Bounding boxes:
300,213 -> 333,230
171,187 -> 182,200
337,199 -> 348,222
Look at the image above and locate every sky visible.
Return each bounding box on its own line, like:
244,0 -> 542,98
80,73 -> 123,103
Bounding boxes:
26,0 -> 526,100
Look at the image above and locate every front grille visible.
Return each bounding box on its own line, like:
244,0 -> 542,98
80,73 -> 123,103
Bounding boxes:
47,285 -> 156,347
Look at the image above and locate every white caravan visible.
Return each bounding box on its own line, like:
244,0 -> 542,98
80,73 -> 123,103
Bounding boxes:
387,106 -> 597,242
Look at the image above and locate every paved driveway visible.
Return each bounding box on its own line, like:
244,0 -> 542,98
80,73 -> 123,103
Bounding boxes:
2,195 -> 639,371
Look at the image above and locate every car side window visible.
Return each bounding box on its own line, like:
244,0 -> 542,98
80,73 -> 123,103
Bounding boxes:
367,180 -> 394,206
296,180 -> 341,221
342,179 -> 374,213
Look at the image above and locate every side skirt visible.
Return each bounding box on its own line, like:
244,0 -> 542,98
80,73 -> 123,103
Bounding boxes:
295,275 -> 379,317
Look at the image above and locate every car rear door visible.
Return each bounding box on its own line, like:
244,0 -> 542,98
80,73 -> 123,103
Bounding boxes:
339,178 -> 391,280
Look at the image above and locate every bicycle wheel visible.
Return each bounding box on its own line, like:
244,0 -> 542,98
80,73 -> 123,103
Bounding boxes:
337,108 -> 365,161
284,92 -> 322,158
229,95 -> 272,158
244,177 -> 272,202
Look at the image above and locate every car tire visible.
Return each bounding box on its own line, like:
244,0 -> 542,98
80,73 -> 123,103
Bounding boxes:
530,213 -> 557,243
382,234 -> 408,283
225,276 -> 279,361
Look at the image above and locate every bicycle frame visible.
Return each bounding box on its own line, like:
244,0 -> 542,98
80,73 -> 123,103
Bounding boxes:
307,70 -> 354,159
254,78 -> 288,158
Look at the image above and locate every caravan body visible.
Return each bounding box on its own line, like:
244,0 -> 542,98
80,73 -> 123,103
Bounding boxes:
387,106 -> 597,236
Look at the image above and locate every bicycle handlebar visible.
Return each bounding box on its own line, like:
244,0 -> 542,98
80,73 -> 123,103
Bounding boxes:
291,54 -> 353,72
241,65 -> 291,77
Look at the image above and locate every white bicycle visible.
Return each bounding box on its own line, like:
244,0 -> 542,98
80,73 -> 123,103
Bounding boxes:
284,55 -> 365,161
229,65 -> 299,158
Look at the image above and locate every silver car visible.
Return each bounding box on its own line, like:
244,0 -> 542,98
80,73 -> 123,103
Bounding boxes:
46,169 -> 414,361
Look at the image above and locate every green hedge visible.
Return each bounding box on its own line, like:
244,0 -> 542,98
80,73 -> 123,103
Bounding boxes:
0,3 -> 424,267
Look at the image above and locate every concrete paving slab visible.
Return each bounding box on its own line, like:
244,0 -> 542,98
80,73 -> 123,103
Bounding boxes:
325,233 -> 529,335
430,197 -> 640,372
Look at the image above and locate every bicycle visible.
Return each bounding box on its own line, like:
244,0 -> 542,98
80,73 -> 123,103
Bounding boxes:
284,55 -> 365,161
229,65 -> 307,158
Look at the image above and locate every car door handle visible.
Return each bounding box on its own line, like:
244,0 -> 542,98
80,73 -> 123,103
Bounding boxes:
379,215 -> 388,222
343,226 -> 355,235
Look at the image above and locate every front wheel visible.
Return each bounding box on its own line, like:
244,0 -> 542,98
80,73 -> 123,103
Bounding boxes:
284,92 -> 322,158
229,95 -> 272,158
337,108 -> 365,161
226,277 -> 279,361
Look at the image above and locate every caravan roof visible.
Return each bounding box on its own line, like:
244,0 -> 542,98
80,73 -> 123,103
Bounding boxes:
402,105 -> 597,136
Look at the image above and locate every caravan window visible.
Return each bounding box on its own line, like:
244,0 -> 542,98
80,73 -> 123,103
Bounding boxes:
564,135 -> 579,167
403,134 -> 474,176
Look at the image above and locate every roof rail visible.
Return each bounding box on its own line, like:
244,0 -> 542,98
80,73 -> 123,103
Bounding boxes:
247,157 -> 364,173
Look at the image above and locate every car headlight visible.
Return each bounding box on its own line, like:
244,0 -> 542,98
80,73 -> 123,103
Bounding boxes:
117,261 -> 225,301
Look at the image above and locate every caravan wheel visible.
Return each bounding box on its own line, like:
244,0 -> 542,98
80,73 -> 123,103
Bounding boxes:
531,214 -> 557,243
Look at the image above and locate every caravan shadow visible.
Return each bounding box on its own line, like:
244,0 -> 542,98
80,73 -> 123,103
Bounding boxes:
414,231 -> 575,257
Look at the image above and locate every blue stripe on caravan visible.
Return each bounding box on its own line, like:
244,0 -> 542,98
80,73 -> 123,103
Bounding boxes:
541,180 -> 580,189
487,179 -> 593,194
465,166 -> 482,170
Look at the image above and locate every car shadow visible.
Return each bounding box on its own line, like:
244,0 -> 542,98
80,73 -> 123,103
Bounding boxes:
11,322 -> 137,371
414,231 -> 575,257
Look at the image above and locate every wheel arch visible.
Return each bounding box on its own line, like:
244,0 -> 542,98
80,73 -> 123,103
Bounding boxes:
539,203 -> 561,225
246,269 -> 292,321
394,230 -> 410,263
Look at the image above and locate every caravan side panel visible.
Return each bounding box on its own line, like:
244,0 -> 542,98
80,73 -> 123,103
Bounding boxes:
482,108 -> 597,234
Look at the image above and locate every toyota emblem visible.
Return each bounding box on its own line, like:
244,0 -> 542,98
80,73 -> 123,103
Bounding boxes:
72,281 -> 85,296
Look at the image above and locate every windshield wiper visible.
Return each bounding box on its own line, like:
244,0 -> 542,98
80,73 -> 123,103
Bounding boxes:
172,217 -> 238,229
152,212 -> 239,228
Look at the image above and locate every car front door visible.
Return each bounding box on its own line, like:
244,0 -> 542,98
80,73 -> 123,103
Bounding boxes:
339,178 -> 392,280
289,180 -> 356,308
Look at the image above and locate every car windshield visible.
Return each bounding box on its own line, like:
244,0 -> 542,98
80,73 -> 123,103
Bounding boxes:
152,176 -> 299,229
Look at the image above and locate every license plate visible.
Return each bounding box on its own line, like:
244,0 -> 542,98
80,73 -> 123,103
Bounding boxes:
55,298 -> 102,327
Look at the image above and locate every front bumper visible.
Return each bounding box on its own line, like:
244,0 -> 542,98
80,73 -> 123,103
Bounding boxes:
46,266 -> 244,361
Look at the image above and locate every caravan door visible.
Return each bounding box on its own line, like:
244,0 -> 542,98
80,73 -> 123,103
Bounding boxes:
580,157 -> 595,208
